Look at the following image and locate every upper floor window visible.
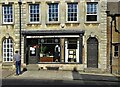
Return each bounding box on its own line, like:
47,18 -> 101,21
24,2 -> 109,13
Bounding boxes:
67,3 -> 78,22
2,5 -> 13,24
3,38 -> 13,62
29,4 -> 39,23
114,45 -> 119,57
48,3 -> 59,22
86,2 -> 98,22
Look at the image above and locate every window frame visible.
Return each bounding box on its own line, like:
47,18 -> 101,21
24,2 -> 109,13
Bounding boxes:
85,2 -> 99,23
29,4 -> 40,23
47,3 -> 59,23
66,38 -> 79,63
66,3 -> 79,23
3,38 -> 14,62
114,45 -> 119,57
2,4 -> 13,24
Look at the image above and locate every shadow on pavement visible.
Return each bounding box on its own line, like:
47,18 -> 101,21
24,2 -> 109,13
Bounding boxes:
72,69 -> 119,82
21,68 -> 27,74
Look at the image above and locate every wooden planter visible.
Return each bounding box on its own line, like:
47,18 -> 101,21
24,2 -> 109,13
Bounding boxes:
40,57 -> 53,62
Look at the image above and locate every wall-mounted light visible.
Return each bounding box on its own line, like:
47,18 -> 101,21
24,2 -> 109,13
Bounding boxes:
71,0 -> 74,2
32,0 -> 35,4
91,0 -> 95,2
5,0 -> 8,4
90,32 -> 96,37
52,1 -> 54,3
61,23 -> 65,28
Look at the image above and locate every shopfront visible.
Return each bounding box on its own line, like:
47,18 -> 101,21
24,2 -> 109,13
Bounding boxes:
22,30 -> 84,64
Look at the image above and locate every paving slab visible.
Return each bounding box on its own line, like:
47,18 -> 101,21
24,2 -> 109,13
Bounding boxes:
7,70 -> 73,80
2,69 -> 15,79
4,70 -> 119,83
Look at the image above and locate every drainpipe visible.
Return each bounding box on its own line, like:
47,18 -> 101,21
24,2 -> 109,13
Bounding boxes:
18,0 -> 22,56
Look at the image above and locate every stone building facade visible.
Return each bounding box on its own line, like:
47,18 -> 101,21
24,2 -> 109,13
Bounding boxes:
107,1 -> 120,75
0,0 -> 108,72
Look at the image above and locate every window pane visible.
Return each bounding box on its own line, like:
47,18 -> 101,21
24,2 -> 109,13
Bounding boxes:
114,46 -> 119,57
3,5 -> 13,23
7,58 -> 9,61
87,3 -> 97,14
114,52 -> 118,56
48,3 -> 58,22
29,4 -> 39,22
3,39 -> 13,62
115,46 -> 118,51
87,15 -> 97,21
67,3 -> 78,21
86,3 -> 98,21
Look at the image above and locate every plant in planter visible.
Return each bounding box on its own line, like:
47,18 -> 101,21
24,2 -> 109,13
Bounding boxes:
40,46 -> 47,57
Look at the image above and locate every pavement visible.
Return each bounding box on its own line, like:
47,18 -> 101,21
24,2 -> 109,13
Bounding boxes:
1,69 -> 120,82
2,69 -> 15,79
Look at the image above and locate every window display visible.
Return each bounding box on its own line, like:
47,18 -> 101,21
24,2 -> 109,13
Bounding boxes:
39,38 -> 60,62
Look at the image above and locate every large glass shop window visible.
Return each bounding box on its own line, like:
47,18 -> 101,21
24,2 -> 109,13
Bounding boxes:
38,38 -> 60,62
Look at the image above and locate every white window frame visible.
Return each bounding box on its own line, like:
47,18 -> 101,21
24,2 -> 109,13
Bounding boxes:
29,4 -> 40,23
114,45 -> 119,57
66,3 -> 78,23
2,5 -> 13,24
65,38 -> 79,63
47,3 -> 59,23
86,2 -> 99,23
3,38 -> 13,62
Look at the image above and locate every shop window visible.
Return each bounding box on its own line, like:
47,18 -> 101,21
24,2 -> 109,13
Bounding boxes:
3,38 -> 13,62
67,38 -> 77,63
39,38 -> 60,62
114,45 -> 119,57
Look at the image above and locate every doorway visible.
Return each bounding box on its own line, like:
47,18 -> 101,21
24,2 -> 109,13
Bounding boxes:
87,37 -> 98,68
28,45 -> 39,64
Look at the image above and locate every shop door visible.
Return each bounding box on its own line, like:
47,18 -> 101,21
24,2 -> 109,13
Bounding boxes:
87,37 -> 98,68
28,45 -> 39,64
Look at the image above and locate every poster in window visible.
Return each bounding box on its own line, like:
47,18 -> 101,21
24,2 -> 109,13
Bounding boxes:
69,55 -> 73,58
69,50 -> 73,54
30,47 -> 36,56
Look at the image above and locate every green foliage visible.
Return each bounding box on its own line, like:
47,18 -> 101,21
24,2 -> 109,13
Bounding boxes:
40,46 -> 47,53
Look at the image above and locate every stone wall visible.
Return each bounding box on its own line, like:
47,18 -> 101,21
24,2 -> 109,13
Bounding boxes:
0,0 -> 108,72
